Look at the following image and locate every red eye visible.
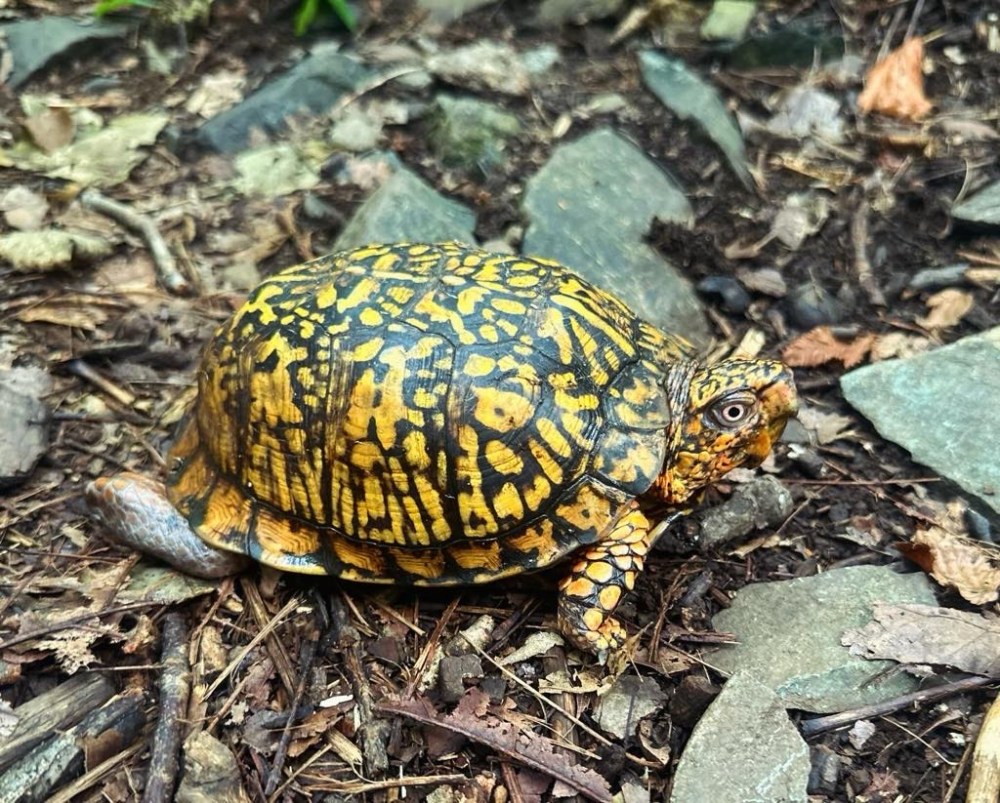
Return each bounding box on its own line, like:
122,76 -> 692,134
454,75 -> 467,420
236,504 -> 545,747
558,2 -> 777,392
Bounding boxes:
710,397 -> 754,428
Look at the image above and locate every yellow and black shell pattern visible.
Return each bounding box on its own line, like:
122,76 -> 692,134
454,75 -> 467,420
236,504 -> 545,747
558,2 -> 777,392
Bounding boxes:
165,242 -> 695,585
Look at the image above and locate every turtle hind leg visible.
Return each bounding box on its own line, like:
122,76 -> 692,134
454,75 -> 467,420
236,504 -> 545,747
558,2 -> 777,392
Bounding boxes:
557,503 -> 653,660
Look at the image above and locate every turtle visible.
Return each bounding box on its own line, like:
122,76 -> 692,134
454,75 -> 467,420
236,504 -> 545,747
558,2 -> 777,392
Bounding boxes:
87,242 -> 797,657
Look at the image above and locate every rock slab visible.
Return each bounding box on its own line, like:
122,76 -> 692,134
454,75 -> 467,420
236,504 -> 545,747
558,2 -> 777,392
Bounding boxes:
711,566 -> 937,713
840,328 -> 1000,518
335,166 -> 476,250
670,672 -> 810,803
0,17 -> 126,89
522,127 -> 709,344
0,368 -> 51,489
195,47 -> 371,153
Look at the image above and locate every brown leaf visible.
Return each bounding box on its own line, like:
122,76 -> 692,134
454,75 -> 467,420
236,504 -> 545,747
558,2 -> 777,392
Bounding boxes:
782,326 -> 875,369
380,692 -> 612,803
23,107 -> 76,152
858,38 -> 933,121
899,527 -> 1000,604
916,288 -> 974,331
843,602 -> 1000,676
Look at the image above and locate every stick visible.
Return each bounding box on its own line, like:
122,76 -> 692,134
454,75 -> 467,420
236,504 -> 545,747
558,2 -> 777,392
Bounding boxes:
143,613 -> 191,803
263,634 -> 318,796
968,690 -> 1000,802
79,189 -> 192,295
850,200 -> 886,307
800,675 -> 994,736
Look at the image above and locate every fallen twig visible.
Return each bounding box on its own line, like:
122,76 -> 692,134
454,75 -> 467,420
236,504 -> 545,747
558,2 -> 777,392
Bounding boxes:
851,201 -> 887,307
264,632 -> 318,796
143,613 -> 191,803
79,188 -> 192,295
800,675 -> 994,737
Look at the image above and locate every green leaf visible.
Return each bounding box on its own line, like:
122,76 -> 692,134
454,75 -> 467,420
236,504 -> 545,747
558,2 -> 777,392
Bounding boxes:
294,0 -> 321,35
324,0 -> 357,31
94,0 -> 157,16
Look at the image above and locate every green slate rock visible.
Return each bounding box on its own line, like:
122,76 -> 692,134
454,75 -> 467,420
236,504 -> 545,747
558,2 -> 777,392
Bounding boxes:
841,329 -> 1000,517
639,50 -> 752,188
712,566 -> 937,713
522,127 -> 709,345
429,94 -> 521,170
0,17 -> 127,89
671,672 -> 809,803
335,167 -> 476,250
951,181 -> 1000,228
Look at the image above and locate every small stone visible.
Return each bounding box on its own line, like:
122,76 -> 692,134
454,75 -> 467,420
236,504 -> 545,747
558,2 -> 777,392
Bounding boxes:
426,41 -> 531,96
952,180 -> 1000,228
335,166 -> 476,250
787,282 -> 842,328
533,0 -> 622,27
907,264 -> 970,292
594,675 -> 666,738
329,108 -> 382,152
671,672 -> 810,803
700,0 -> 757,42
0,17 -> 127,89
667,674 -> 720,729
767,86 -> 845,144
696,275 -> 751,314
429,95 -> 521,170
438,655 -> 484,703
176,730 -> 247,803
808,746 -> 841,795
736,266 -> 787,297
0,368 -> 51,489
697,475 -> 794,548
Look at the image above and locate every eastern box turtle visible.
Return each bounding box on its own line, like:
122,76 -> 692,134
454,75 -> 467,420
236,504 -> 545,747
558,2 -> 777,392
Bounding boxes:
88,242 -> 797,656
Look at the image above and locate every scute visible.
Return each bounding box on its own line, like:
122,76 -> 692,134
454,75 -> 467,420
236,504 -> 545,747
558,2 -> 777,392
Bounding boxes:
166,242 -> 691,579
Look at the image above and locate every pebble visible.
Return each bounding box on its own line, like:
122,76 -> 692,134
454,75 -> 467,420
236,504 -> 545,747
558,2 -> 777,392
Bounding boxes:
696,275 -> 751,314
786,282 -> 842,328
697,475 -> 794,549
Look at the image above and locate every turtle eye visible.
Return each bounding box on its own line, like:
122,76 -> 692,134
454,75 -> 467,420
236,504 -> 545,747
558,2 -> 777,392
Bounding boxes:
709,395 -> 756,429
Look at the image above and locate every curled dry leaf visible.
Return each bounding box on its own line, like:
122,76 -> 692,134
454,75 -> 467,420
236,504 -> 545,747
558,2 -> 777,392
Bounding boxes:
898,526 -> 1000,604
842,602 -> 1000,677
916,287 -> 975,331
782,325 -> 875,369
858,37 -> 933,121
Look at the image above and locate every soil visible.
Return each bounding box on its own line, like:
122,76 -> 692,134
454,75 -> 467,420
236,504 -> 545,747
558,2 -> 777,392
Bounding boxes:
2,1 -> 999,801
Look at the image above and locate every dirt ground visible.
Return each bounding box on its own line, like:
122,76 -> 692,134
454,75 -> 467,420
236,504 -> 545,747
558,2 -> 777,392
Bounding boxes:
2,0 -> 1000,801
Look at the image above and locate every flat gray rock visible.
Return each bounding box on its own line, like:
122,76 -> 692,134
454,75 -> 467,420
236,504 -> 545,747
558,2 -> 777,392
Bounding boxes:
841,328 -> 1000,518
429,94 -> 521,170
0,17 -> 127,89
639,50 -> 752,188
712,566 -> 937,713
671,672 -> 809,803
0,368 -> 51,489
522,127 -> 709,344
593,675 -> 666,738
335,166 -> 476,250
195,47 -> 371,153
951,181 -> 1000,228
698,475 -> 794,549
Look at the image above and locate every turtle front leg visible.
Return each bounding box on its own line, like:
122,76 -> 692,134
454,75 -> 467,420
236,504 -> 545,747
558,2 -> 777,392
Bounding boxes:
557,503 -> 655,658
86,473 -> 250,579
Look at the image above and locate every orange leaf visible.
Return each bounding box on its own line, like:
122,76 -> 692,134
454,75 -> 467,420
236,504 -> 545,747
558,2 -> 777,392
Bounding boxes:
782,326 -> 875,369
858,37 -> 932,121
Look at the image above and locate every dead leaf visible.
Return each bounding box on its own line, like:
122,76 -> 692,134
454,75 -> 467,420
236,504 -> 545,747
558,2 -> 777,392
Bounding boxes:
782,326 -> 875,369
899,527 -> 1000,604
185,69 -> 246,119
23,107 -> 75,152
796,405 -> 855,444
870,331 -> 933,361
916,288 -> 974,331
380,691 -> 613,803
0,186 -> 49,230
843,602 -> 1000,676
858,38 -> 933,120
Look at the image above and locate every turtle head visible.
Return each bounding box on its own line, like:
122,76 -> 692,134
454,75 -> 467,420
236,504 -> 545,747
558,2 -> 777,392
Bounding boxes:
654,359 -> 797,506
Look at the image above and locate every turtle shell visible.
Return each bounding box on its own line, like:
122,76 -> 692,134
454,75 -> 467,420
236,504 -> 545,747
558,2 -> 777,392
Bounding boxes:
165,242 -> 695,585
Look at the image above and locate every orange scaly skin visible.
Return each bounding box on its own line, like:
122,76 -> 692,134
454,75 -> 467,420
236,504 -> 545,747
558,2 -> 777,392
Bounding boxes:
86,242 -> 798,658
